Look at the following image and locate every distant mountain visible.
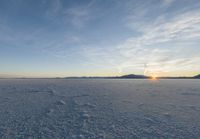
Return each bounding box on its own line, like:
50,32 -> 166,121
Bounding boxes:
119,74 -> 148,79
65,74 -> 200,79
194,74 -> 200,78
65,74 -> 149,79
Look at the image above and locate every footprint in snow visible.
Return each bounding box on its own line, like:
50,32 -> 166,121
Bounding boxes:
138,103 -> 145,107
185,105 -> 198,110
46,109 -> 54,115
56,100 -> 66,105
83,103 -> 96,108
163,112 -> 171,118
144,117 -> 155,124
80,111 -> 90,119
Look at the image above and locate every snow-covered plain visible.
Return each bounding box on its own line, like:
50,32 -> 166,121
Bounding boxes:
0,79 -> 200,139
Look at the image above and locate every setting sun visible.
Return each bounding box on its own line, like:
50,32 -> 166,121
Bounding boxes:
150,75 -> 158,80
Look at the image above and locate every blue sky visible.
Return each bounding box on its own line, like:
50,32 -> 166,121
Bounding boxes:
0,0 -> 200,77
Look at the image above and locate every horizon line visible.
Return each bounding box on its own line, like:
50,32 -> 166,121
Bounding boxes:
0,73 -> 199,79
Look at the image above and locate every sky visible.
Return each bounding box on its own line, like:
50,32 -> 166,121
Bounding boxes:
0,0 -> 200,77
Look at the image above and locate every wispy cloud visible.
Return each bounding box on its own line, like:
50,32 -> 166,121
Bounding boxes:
162,0 -> 176,6
45,0 -> 62,18
79,9 -> 200,76
65,8 -> 90,28
63,0 -> 95,28
119,10 -> 200,74
43,0 -> 95,28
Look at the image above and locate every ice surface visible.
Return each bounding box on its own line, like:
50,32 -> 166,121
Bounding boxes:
0,79 -> 200,138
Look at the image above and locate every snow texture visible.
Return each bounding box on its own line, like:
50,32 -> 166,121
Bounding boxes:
0,79 -> 200,138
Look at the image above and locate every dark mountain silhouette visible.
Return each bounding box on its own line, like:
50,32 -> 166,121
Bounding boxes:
65,74 -> 200,79
65,74 -> 149,79
119,74 -> 148,79
194,74 -> 200,78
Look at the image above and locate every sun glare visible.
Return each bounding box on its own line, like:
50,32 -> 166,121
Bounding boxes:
150,75 -> 158,80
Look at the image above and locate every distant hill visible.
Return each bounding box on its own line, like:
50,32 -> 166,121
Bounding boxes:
119,74 -> 148,79
65,74 -> 149,79
64,74 -> 200,79
194,74 -> 200,78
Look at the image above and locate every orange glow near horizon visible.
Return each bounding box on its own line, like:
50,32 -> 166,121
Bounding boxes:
150,75 -> 158,80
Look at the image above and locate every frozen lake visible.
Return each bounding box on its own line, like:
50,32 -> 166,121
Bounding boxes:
0,79 -> 200,138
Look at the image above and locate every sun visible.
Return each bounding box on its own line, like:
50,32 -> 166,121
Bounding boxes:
150,75 -> 158,80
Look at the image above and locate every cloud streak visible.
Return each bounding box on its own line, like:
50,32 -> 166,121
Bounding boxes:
80,8 -> 200,76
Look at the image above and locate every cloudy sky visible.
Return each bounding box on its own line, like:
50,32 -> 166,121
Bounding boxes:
0,0 -> 200,77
